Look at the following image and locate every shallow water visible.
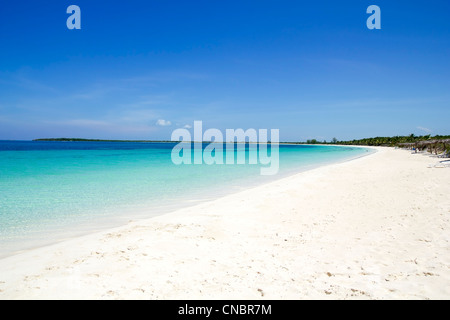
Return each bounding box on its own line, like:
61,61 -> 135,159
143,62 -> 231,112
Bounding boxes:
0,141 -> 371,257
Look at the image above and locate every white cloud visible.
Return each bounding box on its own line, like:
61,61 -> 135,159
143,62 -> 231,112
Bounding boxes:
417,126 -> 432,133
156,119 -> 172,126
183,124 -> 192,129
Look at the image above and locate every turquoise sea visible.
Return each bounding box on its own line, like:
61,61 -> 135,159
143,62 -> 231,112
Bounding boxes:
0,141 -> 372,257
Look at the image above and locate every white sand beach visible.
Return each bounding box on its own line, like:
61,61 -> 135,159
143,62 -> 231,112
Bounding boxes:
0,147 -> 449,299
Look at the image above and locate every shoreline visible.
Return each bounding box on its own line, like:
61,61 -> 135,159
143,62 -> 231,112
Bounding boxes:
1,147 -> 449,299
0,145 -> 372,259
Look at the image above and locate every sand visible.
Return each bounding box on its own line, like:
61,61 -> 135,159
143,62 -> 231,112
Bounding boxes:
0,147 -> 449,300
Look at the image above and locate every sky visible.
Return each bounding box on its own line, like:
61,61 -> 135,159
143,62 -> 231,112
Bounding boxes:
0,0 -> 449,141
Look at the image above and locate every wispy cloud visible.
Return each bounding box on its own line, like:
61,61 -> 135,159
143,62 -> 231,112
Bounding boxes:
0,71 -> 58,93
282,96 -> 450,115
121,71 -> 210,84
417,126 -> 432,133
156,119 -> 172,126
118,95 -> 172,110
119,109 -> 159,123
44,118 -> 158,134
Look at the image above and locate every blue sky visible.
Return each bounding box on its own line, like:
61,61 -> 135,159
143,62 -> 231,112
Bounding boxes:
0,0 -> 449,141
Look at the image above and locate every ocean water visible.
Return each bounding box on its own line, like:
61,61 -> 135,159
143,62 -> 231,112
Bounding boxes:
0,141 -> 372,257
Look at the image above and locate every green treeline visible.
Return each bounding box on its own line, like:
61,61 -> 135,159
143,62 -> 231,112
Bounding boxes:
300,134 -> 450,146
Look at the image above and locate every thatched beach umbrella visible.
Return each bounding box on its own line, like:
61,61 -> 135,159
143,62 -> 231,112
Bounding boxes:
416,140 -> 429,152
426,140 -> 439,154
398,142 -> 415,150
397,139 -> 450,154
421,139 -> 450,155
398,142 -> 410,147
440,139 -> 450,154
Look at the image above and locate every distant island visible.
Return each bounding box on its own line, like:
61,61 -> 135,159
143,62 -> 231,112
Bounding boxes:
33,138 -> 175,143
34,134 -> 450,147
